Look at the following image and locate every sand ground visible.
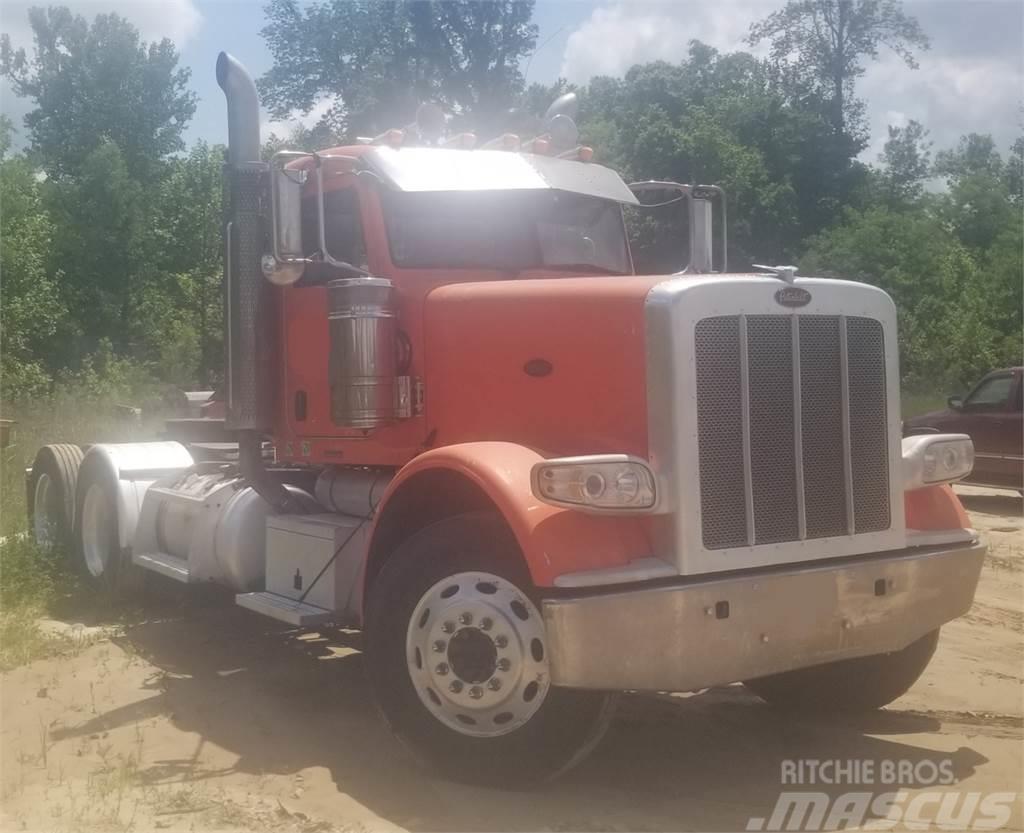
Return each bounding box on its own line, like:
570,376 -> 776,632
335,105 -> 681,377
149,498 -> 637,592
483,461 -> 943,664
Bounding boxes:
2,486 -> 1021,832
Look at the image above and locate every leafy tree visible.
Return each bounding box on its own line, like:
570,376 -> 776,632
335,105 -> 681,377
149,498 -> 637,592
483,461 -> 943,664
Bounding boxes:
876,119 -> 931,205
0,119 -> 65,399
44,140 -> 153,361
1,7 -> 196,180
573,45 -> 865,268
259,0 -> 538,139
747,0 -> 928,138
152,142 -> 224,386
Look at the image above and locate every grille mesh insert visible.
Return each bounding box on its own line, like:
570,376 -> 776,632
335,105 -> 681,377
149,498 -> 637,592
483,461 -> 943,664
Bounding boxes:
695,314 -> 889,549
694,317 -> 748,549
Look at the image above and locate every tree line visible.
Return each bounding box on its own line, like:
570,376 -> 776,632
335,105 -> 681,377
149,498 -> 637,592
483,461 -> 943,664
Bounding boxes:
1,0 -> 1020,404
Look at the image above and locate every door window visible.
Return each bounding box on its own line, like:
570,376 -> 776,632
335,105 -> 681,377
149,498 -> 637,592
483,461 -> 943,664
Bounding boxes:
965,374 -> 1013,409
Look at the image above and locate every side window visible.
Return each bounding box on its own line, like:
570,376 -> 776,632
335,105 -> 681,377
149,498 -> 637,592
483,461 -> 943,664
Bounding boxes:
1015,377 -> 1023,411
301,187 -> 368,277
965,374 -> 1013,409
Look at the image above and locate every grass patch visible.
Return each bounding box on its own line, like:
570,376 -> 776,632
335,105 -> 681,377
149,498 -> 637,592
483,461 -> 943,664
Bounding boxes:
0,536 -> 79,670
902,390 -> 948,419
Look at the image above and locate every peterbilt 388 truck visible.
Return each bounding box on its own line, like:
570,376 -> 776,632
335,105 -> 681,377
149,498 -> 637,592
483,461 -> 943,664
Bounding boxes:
27,52 -> 985,784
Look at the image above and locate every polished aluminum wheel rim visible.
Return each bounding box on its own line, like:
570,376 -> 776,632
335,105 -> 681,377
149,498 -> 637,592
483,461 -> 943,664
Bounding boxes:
81,484 -> 115,578
33,473 -> 59,547
406,571 -> 550,737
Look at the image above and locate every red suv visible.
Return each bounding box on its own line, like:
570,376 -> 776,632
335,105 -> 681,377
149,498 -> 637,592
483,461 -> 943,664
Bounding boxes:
904,367 -> 1023,493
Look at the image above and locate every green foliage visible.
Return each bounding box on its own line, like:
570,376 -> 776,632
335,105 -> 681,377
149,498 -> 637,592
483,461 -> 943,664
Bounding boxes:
1,10 -> 220,398
875,119 -> 932,205
0,123 -> 66,401
1,7 -> 196,181
573,45 -> 865,267
259,0 -> 538,138
747,0 -> 929,137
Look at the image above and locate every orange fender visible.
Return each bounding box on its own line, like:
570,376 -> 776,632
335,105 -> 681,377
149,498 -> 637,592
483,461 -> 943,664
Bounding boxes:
904,484 -> 970,531
372,442 -> 652,587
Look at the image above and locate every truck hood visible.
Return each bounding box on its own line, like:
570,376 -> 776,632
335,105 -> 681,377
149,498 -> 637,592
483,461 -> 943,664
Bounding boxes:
422,276 -> 668,456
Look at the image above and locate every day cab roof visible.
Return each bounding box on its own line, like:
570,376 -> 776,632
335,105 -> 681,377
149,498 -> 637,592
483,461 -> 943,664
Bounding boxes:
311,144 -> 640,205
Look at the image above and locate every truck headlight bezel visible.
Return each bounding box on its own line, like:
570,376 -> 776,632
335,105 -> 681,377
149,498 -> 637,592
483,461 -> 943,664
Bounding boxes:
902,434 -> 974,491
530,454 -> 657,514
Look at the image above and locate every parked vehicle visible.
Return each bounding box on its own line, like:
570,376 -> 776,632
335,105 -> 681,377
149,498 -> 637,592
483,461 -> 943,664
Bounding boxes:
905,368 -> 1023,493
26,52 -> 986,785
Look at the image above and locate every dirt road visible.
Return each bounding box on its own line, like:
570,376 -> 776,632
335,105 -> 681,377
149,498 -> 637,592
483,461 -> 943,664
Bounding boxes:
2,487 -> 1021,832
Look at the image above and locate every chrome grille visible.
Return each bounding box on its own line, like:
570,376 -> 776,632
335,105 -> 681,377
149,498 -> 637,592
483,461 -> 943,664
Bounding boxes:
695,314 -> 890,549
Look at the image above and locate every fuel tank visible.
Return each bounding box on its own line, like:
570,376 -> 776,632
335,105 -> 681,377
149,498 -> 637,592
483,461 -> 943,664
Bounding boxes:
423,276 -> 666,456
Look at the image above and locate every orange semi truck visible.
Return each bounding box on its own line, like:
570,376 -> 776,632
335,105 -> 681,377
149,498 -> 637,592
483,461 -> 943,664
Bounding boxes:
27,53 -> 985,784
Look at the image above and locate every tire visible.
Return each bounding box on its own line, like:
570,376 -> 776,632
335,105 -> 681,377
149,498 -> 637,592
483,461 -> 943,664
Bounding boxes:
744,629 -> 940,713
27,444 -> 84,551
72,454 -> 142,593
365,512 -> 617,786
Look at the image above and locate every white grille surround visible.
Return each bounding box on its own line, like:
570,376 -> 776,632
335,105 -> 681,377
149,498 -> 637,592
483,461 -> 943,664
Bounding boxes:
645,276 -> 905,576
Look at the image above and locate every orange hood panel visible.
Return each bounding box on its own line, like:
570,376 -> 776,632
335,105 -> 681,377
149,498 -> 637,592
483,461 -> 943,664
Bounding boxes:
423,276 -> 667,457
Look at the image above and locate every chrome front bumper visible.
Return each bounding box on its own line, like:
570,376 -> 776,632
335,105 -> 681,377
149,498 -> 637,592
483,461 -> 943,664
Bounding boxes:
542,541 -> 985,692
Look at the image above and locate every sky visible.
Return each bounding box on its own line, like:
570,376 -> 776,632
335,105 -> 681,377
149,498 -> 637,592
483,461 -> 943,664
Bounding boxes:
1,0 -> 1021,164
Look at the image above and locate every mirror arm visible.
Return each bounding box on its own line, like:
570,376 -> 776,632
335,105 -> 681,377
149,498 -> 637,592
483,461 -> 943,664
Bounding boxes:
313,153 -> 371,277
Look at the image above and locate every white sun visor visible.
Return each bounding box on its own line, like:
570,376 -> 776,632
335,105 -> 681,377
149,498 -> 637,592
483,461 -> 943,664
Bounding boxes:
364,146 -> 639,205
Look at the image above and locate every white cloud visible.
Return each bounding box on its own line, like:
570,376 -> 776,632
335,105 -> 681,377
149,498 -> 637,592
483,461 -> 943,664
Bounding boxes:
559,0 -> 774,83
2,0 -> 203,50
560,0 -> 1023,158
861,51 -> 1023,160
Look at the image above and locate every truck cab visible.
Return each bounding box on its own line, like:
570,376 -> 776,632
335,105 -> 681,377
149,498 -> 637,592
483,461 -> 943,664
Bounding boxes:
27,51 -> 986,786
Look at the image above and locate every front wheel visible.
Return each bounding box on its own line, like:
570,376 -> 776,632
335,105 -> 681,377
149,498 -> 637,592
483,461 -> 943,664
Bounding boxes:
365,512 -> 616,786
744,629 -> 940,713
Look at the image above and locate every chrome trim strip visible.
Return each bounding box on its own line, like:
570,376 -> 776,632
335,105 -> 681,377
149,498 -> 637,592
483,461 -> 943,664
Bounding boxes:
792,316 -> 807,539
738,314 -> 756,545
839,315 -> 855,535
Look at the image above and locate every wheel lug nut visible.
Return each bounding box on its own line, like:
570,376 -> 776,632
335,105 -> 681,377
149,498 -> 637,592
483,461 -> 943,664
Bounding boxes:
449,680 -> 463,693
487,678 -> 502,691
458,612 -> 473,626
435,662 -> 449,676
495,635 -> 508,649
432,640 -> 446,653
479,617 -> 493,631
441,621 -> 455,634
497,658 -> 511,672
469,686 -> 484,699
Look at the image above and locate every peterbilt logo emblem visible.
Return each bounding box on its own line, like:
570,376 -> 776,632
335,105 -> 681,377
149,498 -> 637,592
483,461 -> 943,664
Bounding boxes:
774,287 -> 812,308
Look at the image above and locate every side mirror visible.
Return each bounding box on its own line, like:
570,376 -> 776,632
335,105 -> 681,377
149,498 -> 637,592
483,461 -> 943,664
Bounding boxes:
947,395 -> 964,410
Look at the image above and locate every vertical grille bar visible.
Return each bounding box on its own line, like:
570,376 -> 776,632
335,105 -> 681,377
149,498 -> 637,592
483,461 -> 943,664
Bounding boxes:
747,316 -> 799,543
847,318 -> 891,532
738,315 -> 756,546
695,317 -> 749,549
838,316 -> 856,535
800,317 -> 849,539
791,316 -> 807,539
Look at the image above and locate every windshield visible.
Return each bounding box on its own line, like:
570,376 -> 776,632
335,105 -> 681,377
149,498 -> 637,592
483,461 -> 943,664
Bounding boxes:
381,190 -> 631,274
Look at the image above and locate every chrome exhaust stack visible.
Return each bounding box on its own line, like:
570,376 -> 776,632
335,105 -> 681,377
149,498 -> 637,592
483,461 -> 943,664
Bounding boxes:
216,52 -> 298,511
216,51 -> 273,433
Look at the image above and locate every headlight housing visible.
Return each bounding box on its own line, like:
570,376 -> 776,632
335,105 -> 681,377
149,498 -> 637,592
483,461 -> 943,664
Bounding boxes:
530,455 -> 656,513
902,434 -> 974,491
